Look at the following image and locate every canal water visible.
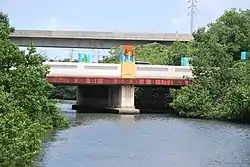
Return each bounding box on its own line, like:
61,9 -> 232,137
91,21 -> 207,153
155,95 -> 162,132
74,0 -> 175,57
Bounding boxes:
36,100 -> 250,167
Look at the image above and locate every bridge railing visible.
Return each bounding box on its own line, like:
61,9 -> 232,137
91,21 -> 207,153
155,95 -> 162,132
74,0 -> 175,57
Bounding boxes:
44,62 -> 121,77
43,62 -> 193,79
135,65 -> 192,78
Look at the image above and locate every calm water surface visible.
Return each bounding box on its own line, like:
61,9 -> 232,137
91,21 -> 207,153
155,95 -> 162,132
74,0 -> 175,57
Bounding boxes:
36,100 -> 250,167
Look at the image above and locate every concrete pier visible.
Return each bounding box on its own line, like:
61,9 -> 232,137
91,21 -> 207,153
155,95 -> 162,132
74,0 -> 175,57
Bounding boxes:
74,85 -> 139,114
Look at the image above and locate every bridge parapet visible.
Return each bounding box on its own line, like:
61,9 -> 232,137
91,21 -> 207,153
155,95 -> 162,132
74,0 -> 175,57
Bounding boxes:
43,62 -> 193,79
44,62 -> 121,77
135,65 -> 192,78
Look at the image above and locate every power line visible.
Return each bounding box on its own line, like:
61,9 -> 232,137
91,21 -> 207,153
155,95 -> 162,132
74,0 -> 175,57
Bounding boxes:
188,0 -> 198,34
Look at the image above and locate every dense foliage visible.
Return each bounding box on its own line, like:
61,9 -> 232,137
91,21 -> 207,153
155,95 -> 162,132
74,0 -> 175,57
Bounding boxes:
102,9 -> 250,122
50,85 -> 77,100
102,41 -> 190,65
0,13 -> 68,167
171,9 -> 250,122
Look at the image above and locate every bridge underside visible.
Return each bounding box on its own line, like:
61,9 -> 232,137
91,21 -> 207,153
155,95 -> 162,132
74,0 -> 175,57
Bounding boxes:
48,76 -> 190,114
11,29 -> 192,49
12,37 -> 174,49
74,85 -> 139,114
47,76 -> 190,86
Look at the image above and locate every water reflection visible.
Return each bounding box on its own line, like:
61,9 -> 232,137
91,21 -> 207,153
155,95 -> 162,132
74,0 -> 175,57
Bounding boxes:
36,101 -> 250,167
118,115 -> 136,124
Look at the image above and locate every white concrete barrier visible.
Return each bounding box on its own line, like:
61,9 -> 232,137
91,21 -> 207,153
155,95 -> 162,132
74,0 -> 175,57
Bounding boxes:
43,62 -> 193,79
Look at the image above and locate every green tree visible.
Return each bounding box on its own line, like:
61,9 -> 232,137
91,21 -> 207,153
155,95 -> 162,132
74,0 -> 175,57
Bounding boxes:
167,41 -> 195,65
102,46 -> 120,63
102,42 -> 190,65
170,9 -> 250,122
50,85 -> 77,100
134,43 -> 171,65
193,9 -> 250,60
0,12 -> 68,167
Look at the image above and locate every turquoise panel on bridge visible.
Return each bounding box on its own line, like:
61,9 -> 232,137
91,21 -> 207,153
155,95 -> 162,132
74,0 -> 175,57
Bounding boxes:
181,57 -> 192,66
241,51 -> 250,61
78,53 -> 92,63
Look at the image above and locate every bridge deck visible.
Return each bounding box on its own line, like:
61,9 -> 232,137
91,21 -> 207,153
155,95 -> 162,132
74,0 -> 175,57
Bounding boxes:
44,62 -> 192,86
11,30 -> 193,41
10,30 -> 193,49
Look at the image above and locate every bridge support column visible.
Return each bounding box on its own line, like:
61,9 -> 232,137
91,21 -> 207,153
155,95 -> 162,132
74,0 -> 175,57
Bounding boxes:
108,85 -> 139,114
74,85 -> 139,114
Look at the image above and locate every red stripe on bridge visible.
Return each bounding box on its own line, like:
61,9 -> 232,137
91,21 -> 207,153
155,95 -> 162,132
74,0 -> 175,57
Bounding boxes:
46,76 -> 191,86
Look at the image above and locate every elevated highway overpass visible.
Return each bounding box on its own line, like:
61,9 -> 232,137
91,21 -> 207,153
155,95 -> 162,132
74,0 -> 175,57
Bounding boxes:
11,30 -> 193,49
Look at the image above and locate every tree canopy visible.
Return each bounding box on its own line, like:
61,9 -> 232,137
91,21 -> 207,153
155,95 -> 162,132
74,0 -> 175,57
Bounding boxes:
0,12 -> 68,167
102,42 -> 192,65
171,9 -> 250,122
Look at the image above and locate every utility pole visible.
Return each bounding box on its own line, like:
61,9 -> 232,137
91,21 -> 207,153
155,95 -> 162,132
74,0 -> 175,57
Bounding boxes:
188,0 -> 198,34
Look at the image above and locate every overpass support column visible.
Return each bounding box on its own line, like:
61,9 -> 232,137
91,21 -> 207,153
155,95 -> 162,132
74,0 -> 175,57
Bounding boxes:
108,85 -> 139,114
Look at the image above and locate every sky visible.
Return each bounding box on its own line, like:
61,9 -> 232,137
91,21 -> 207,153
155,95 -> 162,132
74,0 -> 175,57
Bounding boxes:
1,0 -> 250,61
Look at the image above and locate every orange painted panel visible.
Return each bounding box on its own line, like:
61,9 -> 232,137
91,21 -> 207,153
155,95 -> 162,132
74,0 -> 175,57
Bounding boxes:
121,62 -> 135,78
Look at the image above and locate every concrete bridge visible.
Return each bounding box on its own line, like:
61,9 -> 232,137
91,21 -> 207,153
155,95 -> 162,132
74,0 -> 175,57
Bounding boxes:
44,62 -> 192,114
11,30 -> 193,49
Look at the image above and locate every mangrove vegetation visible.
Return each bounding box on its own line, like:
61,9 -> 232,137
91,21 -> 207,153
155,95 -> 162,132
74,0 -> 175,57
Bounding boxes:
0,13 -> 69,167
